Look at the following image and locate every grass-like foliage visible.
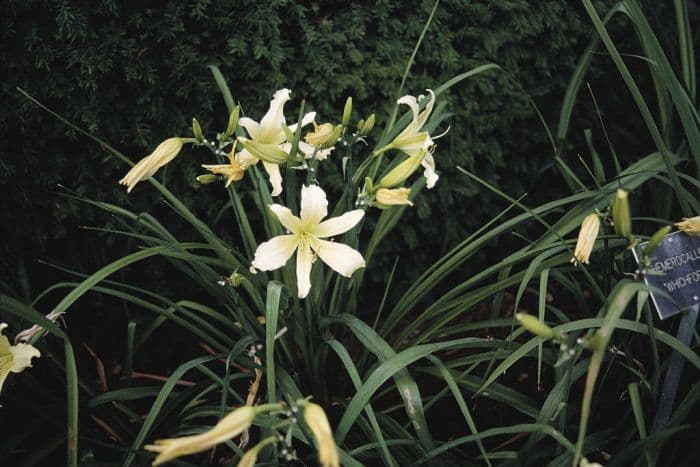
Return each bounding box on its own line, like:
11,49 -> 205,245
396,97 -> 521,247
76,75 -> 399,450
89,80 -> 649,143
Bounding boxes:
1,1 -> 698,466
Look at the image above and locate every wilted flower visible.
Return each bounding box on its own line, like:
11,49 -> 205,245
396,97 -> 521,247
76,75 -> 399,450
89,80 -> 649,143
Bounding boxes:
202,148 -> 245,187
571,214 -> 600,266
1,323 -> 41,394
119,137 -> 183,192
676,216 -> 700,236
236,89 -> 315,196
251,185 -> 365,298
375,187 -> 413,208
305,122 -> 342,149
145,405 -> 258,466
303,402 -> 340,467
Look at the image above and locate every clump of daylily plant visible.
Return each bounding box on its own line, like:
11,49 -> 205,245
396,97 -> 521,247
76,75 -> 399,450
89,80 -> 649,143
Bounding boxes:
119,87 -> 445,300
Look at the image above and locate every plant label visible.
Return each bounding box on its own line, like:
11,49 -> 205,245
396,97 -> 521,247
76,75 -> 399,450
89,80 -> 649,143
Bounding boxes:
633,231 -> 700,320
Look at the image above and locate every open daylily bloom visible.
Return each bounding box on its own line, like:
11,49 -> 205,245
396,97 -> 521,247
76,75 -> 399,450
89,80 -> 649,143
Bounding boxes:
571,214 -> 600,266
251,185 -> 365,298
202,148 -> 245,187
376,89 -> 443,188
119,137 -> 183,192
1,323 -> 41,394
676,216 -> 700,236
236,89 -> 315,196
303,402 -> 340,467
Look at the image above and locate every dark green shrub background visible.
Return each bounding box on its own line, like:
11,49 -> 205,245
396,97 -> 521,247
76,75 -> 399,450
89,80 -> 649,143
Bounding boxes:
0,0 -> 679,298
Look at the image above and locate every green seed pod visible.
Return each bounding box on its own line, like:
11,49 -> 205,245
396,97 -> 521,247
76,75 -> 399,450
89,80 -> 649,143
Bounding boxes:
192,118 -> 204,142
359,114 -> 375,136
611,189 -> 632,240
196,174 -> 218,184
342,97 -> 353,127
516,313 -> 554,339
643,225 -> 672,255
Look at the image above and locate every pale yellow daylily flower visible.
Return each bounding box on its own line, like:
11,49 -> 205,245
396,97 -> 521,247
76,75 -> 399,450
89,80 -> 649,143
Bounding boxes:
202,148 -> 245,187
119,137 -> 183,192
236,89 -> 315,196
571,214 -> 600,266
1,323 -> 41,394
676,216 -> 700,236
303,403 -> 340,467
376,89 -> 443,188
237,437 -> 277,467
251,185 -> 365,298
145,405 -> 259,466
375,187 -> 413,208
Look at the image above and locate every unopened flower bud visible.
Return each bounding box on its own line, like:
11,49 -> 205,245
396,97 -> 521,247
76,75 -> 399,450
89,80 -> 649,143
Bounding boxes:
303,403 -> 340,467
644,225 -> 672,255
377,148 -> 426,188
611,189 -> 632,239
229,271 -> 243,287
571,214 -> 600,266
195,174 -> 218,185
358,114 -> 375,136
223,106 -> 240,139
192,118 -> 204,142
342,97 -> 352,126
237,138 -> 289,164
516,313 -> 555,339
375,187 -> 413,208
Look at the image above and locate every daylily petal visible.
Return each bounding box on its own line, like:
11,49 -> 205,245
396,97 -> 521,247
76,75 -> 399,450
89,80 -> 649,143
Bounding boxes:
288,112 -> 317,133
9,343 -> 41,373
236,148 -> 259,169
421,152 -> 439,189
311,239 -> 365,277
262,161 -> 283,196
269,204 -> 302,233
258,89 -> 291,143
251,235 -> 298,271
296,243 -> 314,298
300,185 -> 328,226
310,210 -> 364,238
415,89 -> 436,130
239,117 -> 261,140
397,94 -> 420,124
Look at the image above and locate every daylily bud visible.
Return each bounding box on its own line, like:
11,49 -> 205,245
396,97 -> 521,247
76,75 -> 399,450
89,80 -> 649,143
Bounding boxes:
676,216 -> 700,236
192,118 -> 204,142
223,106 -> 240,139
145,403 -> 281,466
358,113 -> 375,136
305,122 -> 342,149
611,189 -> 632,239
375,187 -> 413,208
237,138 -> 289,164
303,403 -> 340,467
342,97 -> 352,126
119,137 -> 184,193
571,214 -> 600,266
195,174 -> 218,184
643,225 -> 672,255
377,149 -> 426,188
237,437 -> 276,467
229,271 -> 243,287
515,313 -> 555,339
